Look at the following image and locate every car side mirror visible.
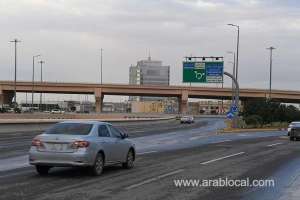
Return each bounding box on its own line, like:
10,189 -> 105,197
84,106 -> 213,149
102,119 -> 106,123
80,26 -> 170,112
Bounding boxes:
121,133 -> 129,139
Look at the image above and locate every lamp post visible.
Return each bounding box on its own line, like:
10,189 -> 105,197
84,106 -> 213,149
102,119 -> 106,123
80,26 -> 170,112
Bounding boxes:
227,51 -> 236,105
227,24 -> 240,81
32,54 -> 41,111
267,47 -> 275,100
10,39 -> 21,109
39,60 -> 45,111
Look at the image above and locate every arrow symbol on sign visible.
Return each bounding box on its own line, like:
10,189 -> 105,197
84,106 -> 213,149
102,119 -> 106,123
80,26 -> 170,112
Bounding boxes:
194,71 -> 205,80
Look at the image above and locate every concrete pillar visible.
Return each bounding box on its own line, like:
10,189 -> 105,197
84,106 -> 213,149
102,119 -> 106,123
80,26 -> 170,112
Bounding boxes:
179,90 -> 188,114
94,88 -> 103,113
0,90 -> 3,106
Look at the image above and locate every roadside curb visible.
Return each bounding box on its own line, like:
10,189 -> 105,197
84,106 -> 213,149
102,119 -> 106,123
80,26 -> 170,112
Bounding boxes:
218,128 -> 285,134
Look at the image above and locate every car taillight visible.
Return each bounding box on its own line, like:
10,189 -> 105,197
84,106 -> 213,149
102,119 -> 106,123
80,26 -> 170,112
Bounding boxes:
72,141 -> 90,148
31,139 -> 44,147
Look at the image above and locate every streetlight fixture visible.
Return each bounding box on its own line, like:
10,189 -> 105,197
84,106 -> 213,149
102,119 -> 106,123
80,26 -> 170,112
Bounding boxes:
10,39 -> 21,109
267,46 -> 275,100
39,60 -> 45,111
227,24 -> 240,82
32,54 -> 41,111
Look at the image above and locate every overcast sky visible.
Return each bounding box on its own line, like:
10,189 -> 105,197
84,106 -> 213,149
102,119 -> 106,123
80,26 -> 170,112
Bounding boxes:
1,0 -> 300,102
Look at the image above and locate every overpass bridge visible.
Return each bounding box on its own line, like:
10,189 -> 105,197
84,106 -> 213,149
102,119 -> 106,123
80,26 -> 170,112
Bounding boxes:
0,81 -> 300,113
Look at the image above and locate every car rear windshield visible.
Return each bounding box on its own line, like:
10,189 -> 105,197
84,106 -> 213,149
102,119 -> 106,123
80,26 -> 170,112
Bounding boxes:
46,123 -> 93,135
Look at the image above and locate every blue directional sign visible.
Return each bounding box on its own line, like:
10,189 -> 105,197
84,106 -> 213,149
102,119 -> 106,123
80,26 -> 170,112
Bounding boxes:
230,105 -> 238,113
206,63 -> 223,76
226,112 -> 235,119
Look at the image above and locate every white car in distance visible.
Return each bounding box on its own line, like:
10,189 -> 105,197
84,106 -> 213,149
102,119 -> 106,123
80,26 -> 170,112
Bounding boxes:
180,116 -> 194,124
51,109 -> 65,114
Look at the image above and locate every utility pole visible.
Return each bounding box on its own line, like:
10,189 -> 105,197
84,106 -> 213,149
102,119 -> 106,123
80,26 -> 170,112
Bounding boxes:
32,54 -> 41,111
267,46 -> 275,100
100,48 -> 103,84
10,39 -> 21,109
39,60 -> 45,111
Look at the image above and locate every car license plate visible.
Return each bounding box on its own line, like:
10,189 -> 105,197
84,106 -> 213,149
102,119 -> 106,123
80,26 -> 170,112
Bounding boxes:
50,143 -> 64,151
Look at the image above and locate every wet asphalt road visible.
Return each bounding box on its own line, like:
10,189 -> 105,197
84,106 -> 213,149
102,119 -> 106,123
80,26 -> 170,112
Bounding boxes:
0,118 -> 299,200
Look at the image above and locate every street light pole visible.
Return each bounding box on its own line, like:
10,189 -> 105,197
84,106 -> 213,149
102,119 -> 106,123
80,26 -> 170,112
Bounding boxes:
10,39 -> 21,109
227,24 -> 240,81
100,48 -> 103,84
227,51 -> 236,105
32,55 -> 41,111
267,47 -> 275,100
39,60 -> 45,111
224,71 -> 239,128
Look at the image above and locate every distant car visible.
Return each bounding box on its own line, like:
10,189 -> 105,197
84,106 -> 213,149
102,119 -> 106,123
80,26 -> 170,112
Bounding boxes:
50,109 -> 65,114
180,116 -> 194,124
29,121 -> 135,176
7,108 -> 14,113
288,122 -> 300,136
290,123 -> 300,141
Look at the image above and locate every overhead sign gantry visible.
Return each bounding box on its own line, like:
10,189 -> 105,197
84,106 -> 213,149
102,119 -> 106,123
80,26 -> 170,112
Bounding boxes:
183,56 -> 224,83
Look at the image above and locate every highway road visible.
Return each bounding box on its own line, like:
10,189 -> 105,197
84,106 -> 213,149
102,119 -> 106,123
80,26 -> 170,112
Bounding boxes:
0,118 -> 299,200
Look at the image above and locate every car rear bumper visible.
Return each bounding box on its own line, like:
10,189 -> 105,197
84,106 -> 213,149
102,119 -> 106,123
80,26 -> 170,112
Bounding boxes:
290,130 -> 300,138
29,148 -> 94,167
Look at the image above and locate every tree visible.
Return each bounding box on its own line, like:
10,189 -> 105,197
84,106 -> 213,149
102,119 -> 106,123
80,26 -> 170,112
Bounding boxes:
241,99 -> 300,125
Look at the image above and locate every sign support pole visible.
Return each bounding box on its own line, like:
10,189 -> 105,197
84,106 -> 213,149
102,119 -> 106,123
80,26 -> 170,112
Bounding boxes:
224,71 -> 239,128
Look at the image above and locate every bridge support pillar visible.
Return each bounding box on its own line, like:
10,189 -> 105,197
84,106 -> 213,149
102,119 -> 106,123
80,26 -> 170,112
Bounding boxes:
0,90 -> 14,107
94,88 -> 103,113
0,90 -> 3,106
179,90 -> 188,114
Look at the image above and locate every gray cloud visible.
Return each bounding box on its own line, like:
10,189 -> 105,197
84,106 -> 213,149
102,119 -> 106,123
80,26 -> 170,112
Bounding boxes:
0,0 -> 300,97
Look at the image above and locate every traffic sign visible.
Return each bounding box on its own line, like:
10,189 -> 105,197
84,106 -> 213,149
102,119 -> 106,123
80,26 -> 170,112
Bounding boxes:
226,112 -> 234,119
183,61 -> 223,83
230,105 -> 238,113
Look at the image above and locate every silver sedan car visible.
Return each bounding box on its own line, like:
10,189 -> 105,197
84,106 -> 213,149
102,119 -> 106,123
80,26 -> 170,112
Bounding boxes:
29,121 -> 136,176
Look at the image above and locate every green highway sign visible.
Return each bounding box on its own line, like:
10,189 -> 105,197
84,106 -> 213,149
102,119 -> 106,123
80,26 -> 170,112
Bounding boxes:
183,61 -> 224,83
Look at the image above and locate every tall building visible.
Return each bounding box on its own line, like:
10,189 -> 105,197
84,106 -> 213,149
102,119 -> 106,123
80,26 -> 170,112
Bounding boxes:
129,56 -> 170,85
129,56 -> 170,101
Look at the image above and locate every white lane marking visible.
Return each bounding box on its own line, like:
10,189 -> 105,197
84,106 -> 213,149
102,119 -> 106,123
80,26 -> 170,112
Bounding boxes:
267,143 -> 282,147
125,169 -> 184,190
239,134 -> 248,137
214,139 -> 232,144
137,151 -> 157,155
200,152 -> 245,165
189,136 -> 205,140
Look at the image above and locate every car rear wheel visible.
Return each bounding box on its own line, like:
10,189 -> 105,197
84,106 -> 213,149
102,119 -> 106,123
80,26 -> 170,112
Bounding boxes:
36,165 -> 51,175
122,149 -> 134,169
91,153 -> 104,176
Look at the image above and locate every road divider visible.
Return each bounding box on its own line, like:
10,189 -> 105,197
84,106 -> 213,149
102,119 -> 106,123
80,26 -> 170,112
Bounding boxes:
0,116 -> 176,125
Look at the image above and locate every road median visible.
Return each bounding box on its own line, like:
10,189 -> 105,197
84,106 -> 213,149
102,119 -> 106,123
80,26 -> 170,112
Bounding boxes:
0,116 -> 176,125
219,127 -> 286,134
